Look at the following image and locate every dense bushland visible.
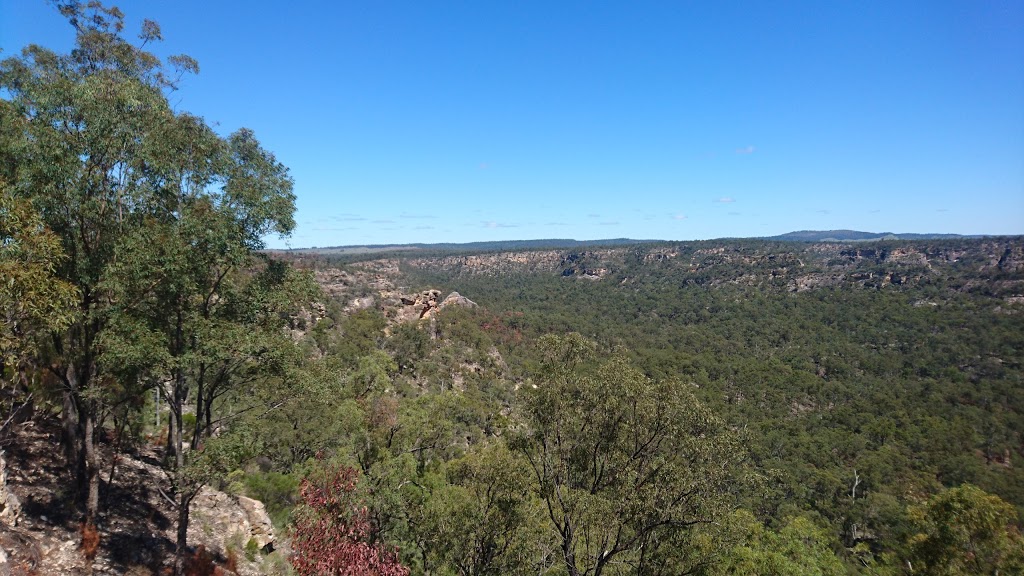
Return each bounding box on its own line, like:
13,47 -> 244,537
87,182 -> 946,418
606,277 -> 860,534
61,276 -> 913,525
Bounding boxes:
3,3 -> 1023,574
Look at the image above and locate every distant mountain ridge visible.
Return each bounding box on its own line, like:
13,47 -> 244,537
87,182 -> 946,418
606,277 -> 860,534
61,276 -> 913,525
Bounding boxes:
764,230 -> 979,242
280,231 -> 992,255
281,238 -> 655,254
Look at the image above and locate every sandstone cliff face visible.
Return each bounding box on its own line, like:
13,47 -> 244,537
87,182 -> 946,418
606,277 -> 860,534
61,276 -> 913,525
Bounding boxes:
314,259 -> 401,310
994,243 -> 1024,273
440,291 -> 476,308
406,251 -> 566,275
395,238 -> 1024,295
405,249 -> 621,278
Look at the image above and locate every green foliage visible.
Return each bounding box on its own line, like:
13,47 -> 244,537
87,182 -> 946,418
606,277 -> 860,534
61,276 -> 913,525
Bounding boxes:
5,19 -> 1021,572
398,238 -> 1024,571
181,428 -> 257,492
418,442 -> 553,575
906,484 -> 1024,575
243,471 -> 300,529
0,188 -> 78,371
349,350 -> 398,398
515,333 -> 749,575
386,322 -> 432,375
714,510 -> 846,576
334,309 -> 388,361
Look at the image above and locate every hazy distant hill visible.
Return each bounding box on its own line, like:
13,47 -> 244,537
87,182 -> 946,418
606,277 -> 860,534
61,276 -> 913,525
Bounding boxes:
280,232 -> 994,255
765,230 -> 976,242
282,238 -> 654,255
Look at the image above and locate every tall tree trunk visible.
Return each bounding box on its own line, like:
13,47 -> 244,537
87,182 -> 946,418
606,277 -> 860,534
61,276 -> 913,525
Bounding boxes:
191,365 -> 204,450
166,398 -> 178,465
64,364 -> 100,552
203,395 -> 213,439
83,408 -> 100,523
172,366 -> 189,576
173,371 -> 185,472
175,490 -> 191,576
61,368 -> 87,504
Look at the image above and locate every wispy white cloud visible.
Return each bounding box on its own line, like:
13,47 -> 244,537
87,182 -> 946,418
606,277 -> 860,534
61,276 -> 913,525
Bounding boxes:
599,221 -> 619,226
371,219 -> 395,224
672,213 -> 687,220
400,213 -> 438,219
714,197 -> 736,203
735,145 -> 755,154
484,221 -> 518,228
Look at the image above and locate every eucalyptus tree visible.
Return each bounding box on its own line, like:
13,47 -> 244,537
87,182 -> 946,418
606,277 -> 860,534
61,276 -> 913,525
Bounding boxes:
0,1 -> 188,523
0,3 -> 299,570
906,484 -> 1024,575
515,333 -> 749,576
103,218 -> 311,574
417,442 -> 555,576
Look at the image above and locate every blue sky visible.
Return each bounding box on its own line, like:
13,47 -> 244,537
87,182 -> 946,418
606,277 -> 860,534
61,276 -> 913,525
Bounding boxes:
3,1 -> 1022,247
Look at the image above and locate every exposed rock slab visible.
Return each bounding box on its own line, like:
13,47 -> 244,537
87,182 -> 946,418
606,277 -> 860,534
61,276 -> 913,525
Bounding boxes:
188,487 -> 276,558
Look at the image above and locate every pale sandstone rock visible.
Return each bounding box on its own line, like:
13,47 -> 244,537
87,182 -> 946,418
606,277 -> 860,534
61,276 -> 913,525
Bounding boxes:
188,487 -> 276,560
0,452 -> 21,527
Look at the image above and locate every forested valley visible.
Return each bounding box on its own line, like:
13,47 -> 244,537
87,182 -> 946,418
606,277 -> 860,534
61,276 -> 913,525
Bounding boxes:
2,3 -> 1024,576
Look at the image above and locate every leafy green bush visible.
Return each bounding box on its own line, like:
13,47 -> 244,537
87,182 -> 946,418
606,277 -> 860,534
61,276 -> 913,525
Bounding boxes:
244,471 -> 300,529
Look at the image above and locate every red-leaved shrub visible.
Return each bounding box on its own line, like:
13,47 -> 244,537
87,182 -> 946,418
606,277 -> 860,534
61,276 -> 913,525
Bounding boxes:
290,465 -> 409,576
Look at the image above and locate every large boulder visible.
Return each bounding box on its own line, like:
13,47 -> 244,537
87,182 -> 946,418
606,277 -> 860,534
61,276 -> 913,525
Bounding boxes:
236,496 -> 274,550
188,488 -> 276,558
439,291 -> 477,309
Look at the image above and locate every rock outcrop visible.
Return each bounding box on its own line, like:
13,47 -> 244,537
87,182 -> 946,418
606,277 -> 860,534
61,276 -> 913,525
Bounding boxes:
236,497 -> 275,550
394,289 -> 442,322
188,488 -> 276,559
439,291 -> 477,310
0,417 -> 287,575
0,452 -> 20,527
391,289 -> 479,324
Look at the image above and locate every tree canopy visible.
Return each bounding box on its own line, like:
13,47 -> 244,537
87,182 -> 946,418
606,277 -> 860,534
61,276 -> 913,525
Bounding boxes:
0,2 -> 299,573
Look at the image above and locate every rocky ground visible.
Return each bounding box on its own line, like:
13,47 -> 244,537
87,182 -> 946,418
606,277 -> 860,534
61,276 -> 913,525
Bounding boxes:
0,418 -> 283,575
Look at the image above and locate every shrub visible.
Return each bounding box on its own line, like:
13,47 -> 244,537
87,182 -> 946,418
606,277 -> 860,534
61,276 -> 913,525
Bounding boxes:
290,465 -> 408,576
